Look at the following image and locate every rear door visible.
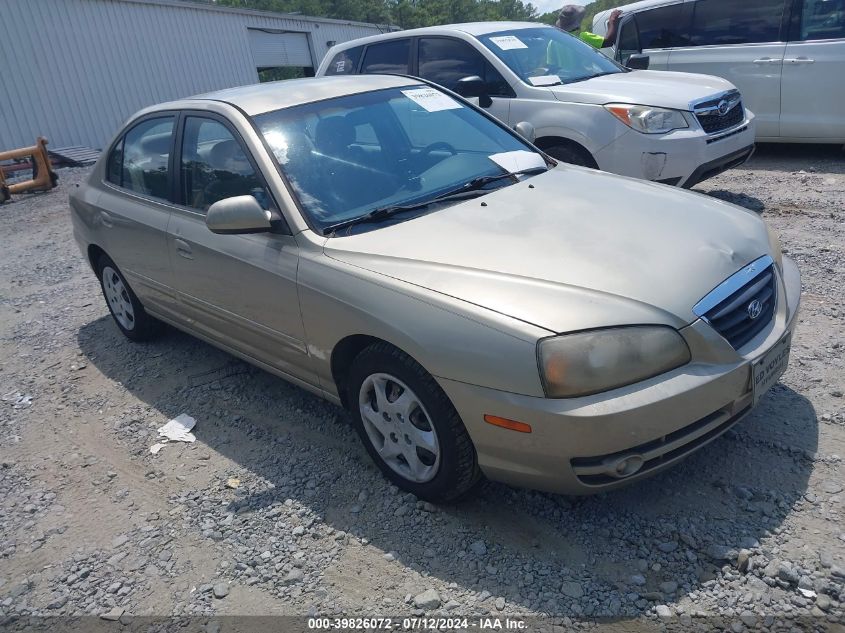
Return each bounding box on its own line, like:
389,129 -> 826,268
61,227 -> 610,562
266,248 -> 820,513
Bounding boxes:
99,114 -> 180,317
665,0 -> 789,138
415,36 -> 514,125
780,0 -> 845,139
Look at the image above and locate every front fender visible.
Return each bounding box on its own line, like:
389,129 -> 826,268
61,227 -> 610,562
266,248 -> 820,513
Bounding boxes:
297,252 -> 549,400
511,99 -> 626,154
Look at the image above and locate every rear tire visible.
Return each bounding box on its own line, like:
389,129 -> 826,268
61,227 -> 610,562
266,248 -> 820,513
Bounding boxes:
544,143 -> 597,169
97,254 -> 162,342
347,342 -> 481,503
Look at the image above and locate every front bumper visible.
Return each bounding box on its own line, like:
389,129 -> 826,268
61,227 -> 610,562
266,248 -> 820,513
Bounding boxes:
593,110 -> 756,187
438,256 -> 800,495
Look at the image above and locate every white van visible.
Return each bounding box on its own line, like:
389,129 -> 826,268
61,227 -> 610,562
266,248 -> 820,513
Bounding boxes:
593,0 -> 845,142
316,22 -> 756,187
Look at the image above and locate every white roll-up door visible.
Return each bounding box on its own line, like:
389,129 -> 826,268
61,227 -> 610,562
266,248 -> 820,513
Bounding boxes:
248,28 -> 312,68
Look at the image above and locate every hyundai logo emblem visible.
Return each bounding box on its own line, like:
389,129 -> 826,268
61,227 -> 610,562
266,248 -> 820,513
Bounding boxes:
718,99 -> 730,116
747,299 -> 763,320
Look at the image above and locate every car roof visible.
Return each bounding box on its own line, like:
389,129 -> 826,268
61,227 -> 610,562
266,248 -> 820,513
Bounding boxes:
327,21 -> 553,51
593,0 -> 682,23
149,75 -> 424,117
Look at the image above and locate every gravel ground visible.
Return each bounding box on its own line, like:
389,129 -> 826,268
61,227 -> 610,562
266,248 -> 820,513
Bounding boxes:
1,145 -> 843,631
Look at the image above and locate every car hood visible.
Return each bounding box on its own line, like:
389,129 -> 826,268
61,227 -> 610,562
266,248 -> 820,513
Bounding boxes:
324,167 -> 771,334
549,70 -> 736,110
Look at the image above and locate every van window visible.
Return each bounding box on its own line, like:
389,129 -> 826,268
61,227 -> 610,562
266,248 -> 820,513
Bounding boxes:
635,4 -> 691,49
110,117 -> 174,200
417,37 -> 514,97
361,39 -> 411,74
690,0 -> 786,45
616,18 -> 640,62
325,46 -> 363,75
793,0 -> 845,40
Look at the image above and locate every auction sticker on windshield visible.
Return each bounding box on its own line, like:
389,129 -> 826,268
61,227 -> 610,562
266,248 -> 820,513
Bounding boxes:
489,35 -> 528,50
752,331 -> 791,406
401,88 -> 462,112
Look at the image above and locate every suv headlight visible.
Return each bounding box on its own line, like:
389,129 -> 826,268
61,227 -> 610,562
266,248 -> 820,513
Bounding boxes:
605,104 -> 689,134
538,326 -> 691,398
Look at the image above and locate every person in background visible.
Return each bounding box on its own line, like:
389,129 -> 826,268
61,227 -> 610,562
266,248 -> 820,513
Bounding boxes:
556,5 -> 622,49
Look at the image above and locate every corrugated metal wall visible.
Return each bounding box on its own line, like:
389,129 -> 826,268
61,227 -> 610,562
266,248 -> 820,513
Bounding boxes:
0,0 -> 391,150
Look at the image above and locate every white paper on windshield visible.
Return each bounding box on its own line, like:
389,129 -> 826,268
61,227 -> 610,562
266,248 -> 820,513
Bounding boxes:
401,88 -> 462,112
528,75 -> 561,86
489,35 -> 528,50
488,150 -> 547,174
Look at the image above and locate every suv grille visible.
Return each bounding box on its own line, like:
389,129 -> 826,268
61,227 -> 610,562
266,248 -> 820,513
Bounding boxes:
701,265 -> 776,349
694,91 -> 744,134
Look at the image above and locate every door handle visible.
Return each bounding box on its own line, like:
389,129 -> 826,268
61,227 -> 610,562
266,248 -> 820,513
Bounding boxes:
784,57 -> 815,64
174,238 -> 193,260
752,57 -> 780,64
100,211 -> 114,228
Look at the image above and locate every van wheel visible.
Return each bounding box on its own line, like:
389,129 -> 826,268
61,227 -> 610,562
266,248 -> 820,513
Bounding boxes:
545,143 -> 598,169
97,254 -> 162,342
347,342 -> 481,503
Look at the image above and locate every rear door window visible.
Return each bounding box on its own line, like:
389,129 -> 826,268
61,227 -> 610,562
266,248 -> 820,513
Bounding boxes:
635,4 -> 692,49
690,0 -> 787,45
109,116 -> 175,201
361,39 -> 411,74
417,37 -> 514,97
792,0 -> 845,40
324,46 -> 364,75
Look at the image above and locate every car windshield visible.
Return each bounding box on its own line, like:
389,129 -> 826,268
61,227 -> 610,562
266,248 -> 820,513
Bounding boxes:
253,85 -> 544,233
477,27 -> 624,86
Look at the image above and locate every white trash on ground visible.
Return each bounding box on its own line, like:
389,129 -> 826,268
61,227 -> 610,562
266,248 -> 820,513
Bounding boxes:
2,391 -> 33,409
149,414 -> 197,454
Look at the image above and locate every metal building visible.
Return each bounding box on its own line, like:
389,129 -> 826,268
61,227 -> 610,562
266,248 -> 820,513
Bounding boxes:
0,0 -> 392,150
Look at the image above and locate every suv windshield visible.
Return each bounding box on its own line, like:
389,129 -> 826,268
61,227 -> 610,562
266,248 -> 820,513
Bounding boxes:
253,85 -> 545,233
477,27 -> 624,86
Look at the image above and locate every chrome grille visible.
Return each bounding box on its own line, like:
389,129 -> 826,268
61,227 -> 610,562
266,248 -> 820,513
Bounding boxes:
693,256 -> 777,350
693,90 -> 744,134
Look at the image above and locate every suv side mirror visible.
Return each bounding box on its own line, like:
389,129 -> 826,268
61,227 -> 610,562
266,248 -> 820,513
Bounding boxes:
206,195 -> 272,234
514,121 -> 536,143
455,76 -> 493,108
625,54 -> 650,70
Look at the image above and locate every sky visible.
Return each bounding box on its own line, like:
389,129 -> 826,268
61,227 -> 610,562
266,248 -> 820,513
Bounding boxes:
531,0 -> 587,16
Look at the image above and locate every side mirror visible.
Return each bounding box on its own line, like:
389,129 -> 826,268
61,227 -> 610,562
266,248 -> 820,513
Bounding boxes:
206,195 -> 272,234
514,121 -> 536,144
625,54 -> 650,70
454,76 -> 493,108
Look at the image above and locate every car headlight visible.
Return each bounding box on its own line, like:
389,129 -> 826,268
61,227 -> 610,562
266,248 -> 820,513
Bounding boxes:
537,326 -> 691,398
766,224 -> 783,273
605,104 -> 689,134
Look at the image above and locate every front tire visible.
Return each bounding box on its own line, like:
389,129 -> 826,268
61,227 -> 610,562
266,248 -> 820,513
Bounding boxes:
97,254 -> 162,342
347,342 -> 481,502
544,143 -> 597,168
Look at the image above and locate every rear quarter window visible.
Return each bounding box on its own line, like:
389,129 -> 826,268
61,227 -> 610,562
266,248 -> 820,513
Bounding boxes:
325,46 -> 363,75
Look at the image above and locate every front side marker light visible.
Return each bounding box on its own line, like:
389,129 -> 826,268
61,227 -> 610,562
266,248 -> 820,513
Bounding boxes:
484,414 -> 532,433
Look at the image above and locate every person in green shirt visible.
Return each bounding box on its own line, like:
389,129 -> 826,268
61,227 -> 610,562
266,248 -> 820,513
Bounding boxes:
556,5 -> 622,49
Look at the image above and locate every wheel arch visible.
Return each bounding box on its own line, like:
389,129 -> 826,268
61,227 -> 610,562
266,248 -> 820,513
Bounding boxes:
87,244 -> 108,277
534,136 -> 599,168
331,334 -> 403,409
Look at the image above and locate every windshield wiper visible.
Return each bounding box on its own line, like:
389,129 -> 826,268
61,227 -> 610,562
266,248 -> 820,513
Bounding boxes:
322,167 -> 547,236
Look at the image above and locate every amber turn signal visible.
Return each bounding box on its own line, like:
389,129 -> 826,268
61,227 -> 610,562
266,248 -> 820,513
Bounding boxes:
483,414 -> 532,433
